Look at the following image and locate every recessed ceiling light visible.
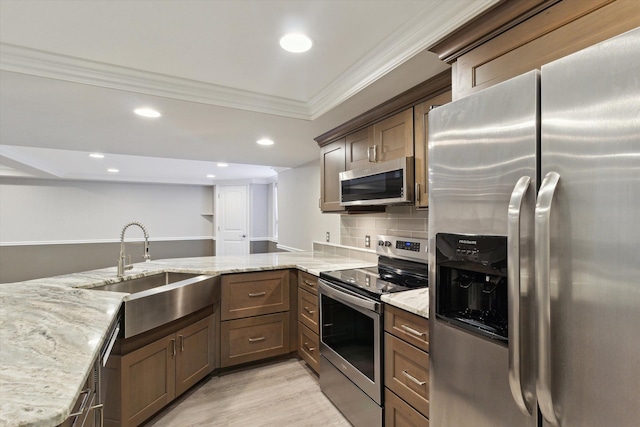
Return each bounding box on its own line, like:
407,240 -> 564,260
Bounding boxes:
217,163 -> 228,167
89,153 -> 104,159
279,33 -> 313,53
257,138 -> 274,146
134,108 -> 161,118
206,174 -> 216,178
107,168 -> 119,173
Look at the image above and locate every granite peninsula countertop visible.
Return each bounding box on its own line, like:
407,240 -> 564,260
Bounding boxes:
0,252 -> 375,427
0,251 -> 430,426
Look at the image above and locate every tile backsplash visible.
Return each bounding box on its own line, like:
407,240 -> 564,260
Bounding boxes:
340,206 -> 428,249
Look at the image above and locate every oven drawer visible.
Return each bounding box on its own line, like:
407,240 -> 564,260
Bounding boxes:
384,333 -> 430,418
220,312 -> 290,367
298,287 -> 319,333
385,305 -> 429,352
298,271 -> 319,296
298,323 -> 320,373
221,270 -> 289,320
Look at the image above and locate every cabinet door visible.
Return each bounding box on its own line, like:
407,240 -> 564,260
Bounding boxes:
220,312 -> 290,367
372,108 -> 414,163
298,271 -> 319,296
175,315 -> 213,397
414,91 -> 451,208
345,127 -> 374,170
221,270 -> 289,320
385,388 -> 430,427
298,287 -> 319,333
320,138 -> 346,212
385,333 -> 429,418
385,305 -> 430,352
120,334 -> 176,427
298,322 -> 320,374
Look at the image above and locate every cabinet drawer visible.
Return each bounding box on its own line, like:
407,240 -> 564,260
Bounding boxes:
298,322 -> 320,374
221,270 -> 289,320
298,271 -> 319,295
385,305 -> 429,352
298,287 -> 319,333
385,333 -> 429,418
220,312 -> 290,367
385,388 -> 429,427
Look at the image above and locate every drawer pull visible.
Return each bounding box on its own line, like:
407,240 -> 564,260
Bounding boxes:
248,336 -> 266,343
304,306 -> 315,315
402,370 -> 426,386
248,291 -> 266,297
400,324 -> 426,338
303,280 -> 316,287
303,342 -> 316,352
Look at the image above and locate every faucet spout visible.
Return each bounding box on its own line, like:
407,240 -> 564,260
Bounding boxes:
117,221 -> 151,277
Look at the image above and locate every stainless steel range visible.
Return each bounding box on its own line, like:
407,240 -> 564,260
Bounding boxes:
318,235 -> 428,426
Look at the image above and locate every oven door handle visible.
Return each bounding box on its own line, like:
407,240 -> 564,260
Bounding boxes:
318,279 -> 382,313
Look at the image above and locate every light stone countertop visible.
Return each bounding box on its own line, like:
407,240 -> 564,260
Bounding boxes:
381,288 -> 429,319
0,251 -> 431,426
0,252 -> 375,427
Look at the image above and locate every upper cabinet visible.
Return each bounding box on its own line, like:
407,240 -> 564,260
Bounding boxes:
414,91 -> 452,209
320,138 -> 346,212
372,108 -> 414,163
315,71 -> 451,213
429,0 -> 640,100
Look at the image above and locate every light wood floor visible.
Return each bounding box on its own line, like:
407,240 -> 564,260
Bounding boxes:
144,358 -> 351,426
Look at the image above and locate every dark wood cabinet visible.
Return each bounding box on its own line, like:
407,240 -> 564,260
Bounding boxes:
413,91 -> 452,208
104,313 -> 214,427
345,127 -> 374,170
219,270 -> 293,368
320,138 -> 346,212
384,305 -> 430,425
372,108 -> 414,163
296,271 -> 320,373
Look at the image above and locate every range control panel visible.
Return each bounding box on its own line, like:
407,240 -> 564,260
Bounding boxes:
376,235 -> 428,263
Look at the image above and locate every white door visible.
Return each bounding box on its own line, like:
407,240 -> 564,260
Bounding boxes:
216,185 -> 249,256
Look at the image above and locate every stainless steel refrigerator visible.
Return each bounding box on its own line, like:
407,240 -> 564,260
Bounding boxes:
427,27 -> 639,427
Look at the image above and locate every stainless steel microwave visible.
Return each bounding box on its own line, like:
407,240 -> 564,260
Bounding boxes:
339,157 -> 414,206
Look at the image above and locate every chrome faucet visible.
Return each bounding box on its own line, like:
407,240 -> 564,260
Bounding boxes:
117,221 -> 151,277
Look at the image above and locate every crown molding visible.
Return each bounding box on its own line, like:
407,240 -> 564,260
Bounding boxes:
306,0 -> 500,119
0,43 -> 310,120
0,1 -> 498,122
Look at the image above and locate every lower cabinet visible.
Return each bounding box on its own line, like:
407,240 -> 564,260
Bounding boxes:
104,314 -> 214,427
384,305 -> 430,426
296,271 -> 320,374
219,270 -> 294,368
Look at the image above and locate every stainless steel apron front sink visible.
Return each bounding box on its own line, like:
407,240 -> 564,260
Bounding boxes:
93,272 -> 217,338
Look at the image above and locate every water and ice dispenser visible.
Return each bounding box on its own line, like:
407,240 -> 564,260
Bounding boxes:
435,233 -> 509,344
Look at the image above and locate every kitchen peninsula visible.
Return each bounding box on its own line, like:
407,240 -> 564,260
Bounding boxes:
0,252 -> 394,427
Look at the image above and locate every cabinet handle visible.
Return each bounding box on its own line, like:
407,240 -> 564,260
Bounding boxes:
248,336 -> 266,343
180,335 -> 184,352
400,324 -> 426,338
248,291 -> 266,297
303,280 -> 316,288
415,182 -> 420,202
373,145 -> 378,162
171,339 -> 176,356
303,342 -> 316,352
304,306 -> 315,315
402,370 -> 426,386
68,388 -> 92,417
367,146 -> 372,162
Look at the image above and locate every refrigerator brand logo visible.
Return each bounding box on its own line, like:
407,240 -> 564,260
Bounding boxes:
459,239 -> 477,245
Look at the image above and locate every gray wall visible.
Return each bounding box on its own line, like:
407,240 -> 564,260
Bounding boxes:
0,177 -> 215,283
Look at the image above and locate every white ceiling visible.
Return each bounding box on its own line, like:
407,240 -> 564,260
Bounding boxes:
0,0 -> 498,185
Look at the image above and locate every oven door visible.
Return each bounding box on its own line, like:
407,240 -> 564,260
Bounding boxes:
318,279 -> 383,404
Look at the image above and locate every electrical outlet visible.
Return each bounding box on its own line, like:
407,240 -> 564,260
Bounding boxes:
326,232 -> 330,242
365,235 -> 371,248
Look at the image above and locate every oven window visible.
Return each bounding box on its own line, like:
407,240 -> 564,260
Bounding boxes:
321,293 -> 375,381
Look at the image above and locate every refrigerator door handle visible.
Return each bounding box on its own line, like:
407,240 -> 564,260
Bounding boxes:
507,175 -> 533,416
535,171 -> 561,427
